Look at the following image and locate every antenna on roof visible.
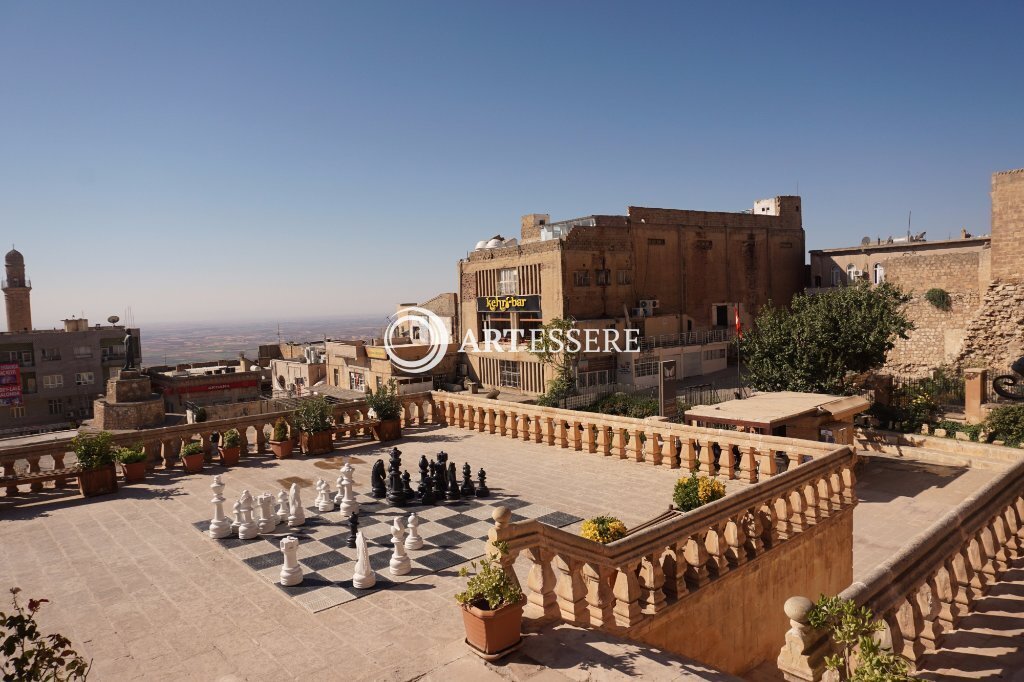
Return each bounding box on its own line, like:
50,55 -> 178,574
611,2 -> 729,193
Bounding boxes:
907,211 -> 912,241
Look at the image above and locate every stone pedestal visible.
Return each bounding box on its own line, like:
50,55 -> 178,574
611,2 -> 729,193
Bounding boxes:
93,369 -> 165,430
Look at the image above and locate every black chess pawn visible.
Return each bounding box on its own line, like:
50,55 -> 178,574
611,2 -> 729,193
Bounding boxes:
417,455 -> 429,498
346,512 -> 360,548
460,462 -> 475,497
370,459 -> 387,499
402,470 -> 414,498
445,462 -> 461,501
420,473 -> 437,505
476,468 -> 490,498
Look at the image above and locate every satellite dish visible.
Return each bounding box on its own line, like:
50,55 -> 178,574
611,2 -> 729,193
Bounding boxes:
860,237 -> 871,246
107,315 -> 120,324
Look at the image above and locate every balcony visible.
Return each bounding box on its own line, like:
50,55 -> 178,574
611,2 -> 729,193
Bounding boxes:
1,278 -> 31,289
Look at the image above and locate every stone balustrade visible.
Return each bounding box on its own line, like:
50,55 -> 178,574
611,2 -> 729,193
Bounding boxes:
432,391 -> 839,483
1,392 -> 436,495
778,458 -> 1024,680
485,445 -> 856,636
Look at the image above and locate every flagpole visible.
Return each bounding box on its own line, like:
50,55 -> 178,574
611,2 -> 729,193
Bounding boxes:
735,304 -> 742,397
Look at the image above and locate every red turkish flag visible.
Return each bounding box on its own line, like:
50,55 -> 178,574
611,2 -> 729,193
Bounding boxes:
734,305 -> 742,339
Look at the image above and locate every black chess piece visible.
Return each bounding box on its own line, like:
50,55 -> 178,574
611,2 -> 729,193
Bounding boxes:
445,462 -> 461,501
417,455 -> 429,498
387,448 -> 407,506
402,470 -> 414,498
475,468 -> 490,498
347,512 -> 360,548
435,454 -> 448,495
460,462 -> 475,497
370,459 -> 387,499
420,472 -> 437,505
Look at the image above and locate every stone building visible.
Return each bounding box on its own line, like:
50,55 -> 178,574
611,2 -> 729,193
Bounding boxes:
147,365 -> 261,413
0,249 -> 142,433
456,197 -> 805,396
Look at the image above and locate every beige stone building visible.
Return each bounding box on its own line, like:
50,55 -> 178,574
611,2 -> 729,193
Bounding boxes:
147,365 -> 262,413
456,198 -> 805,396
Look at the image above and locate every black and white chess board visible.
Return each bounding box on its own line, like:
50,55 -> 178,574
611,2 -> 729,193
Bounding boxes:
192,491 -> 582,613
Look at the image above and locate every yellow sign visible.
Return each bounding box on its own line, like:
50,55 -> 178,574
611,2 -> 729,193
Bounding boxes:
478,295 -> 540,313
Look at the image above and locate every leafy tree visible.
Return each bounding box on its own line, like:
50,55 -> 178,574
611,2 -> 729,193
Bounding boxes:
807,595 -> 912,681
530,317 -> 582,405
741,283 -> 912,394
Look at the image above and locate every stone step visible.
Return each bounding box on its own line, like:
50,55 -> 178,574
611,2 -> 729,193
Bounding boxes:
856,447 -> 1011,471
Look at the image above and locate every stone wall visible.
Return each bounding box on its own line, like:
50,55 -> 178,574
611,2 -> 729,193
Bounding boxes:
884,251 -> 986,375
991,168 -> 1024,281
93,397 -> 165,430
956,279 -> 1024,371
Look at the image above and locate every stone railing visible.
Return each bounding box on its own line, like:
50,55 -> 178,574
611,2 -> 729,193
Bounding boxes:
431,391 -> 839,483
1,392 -> 436,495
485,445 -> 856,635
778,459 -> 1024,680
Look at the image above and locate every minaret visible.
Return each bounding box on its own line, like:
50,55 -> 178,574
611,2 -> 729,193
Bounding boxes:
3,248 -> 32,332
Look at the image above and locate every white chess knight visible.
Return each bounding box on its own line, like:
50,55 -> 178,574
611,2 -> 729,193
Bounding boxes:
208,475 -> 231,539
352,531 -> 376,589
339,462 -> 359,517
404,512 -> 423,550
389,517 -> 411,576
275,490 -> 289,525
317,478 -> 335,513
256,493 -> 277,534
279,535 -> 303,586
237,490 -> 259,540
287,482 -> 305,527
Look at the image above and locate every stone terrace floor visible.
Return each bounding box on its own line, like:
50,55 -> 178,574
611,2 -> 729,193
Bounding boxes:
0,428 -> 1007,681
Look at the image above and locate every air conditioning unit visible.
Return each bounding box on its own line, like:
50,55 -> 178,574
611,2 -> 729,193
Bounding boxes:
631,307 -> 647,318
851,269 -> 864,278
639,299 -> 660,311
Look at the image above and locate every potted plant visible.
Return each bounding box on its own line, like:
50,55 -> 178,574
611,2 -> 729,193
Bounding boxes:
115,444 -> 148,484
269,417 -> 293,459
367,379 -> 403,442
219,428 -> 242,466
180,441 -> 205,473
72,431 -> 118,497
293,396 -> 334,455
672,473 -> 726,512
580,515 -> 628,544
456,542 -> 525,660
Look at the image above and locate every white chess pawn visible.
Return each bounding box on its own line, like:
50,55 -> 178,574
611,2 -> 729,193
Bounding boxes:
237,490 -> 258,540
230,500 -> 242,534
389,518 -> 411,576
287,482 -> 305,527
404,512 -> 423,551
279,535 -> 303,586
275,490 -> 289,525
352,531 -> 376,589
333,472 -> 345,507
317,479 -> 335,513
208,475 -> 231,539
257,493 -> 277,534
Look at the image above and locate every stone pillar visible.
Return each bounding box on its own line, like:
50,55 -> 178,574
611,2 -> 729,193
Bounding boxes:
777,596 -> 829,682
964,368 -> 987,425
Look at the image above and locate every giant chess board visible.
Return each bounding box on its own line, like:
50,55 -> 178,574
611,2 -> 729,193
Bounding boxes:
192,491 -> 581,613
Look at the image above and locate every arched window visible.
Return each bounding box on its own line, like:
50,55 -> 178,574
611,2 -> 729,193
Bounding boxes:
846,263 -> 856,283
873,262 -> 885,284
831,266 -> 842,286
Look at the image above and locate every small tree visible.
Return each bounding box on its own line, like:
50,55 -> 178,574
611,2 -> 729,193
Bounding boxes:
741,283 -> 913,394
293,396 -> 333,433
366,379 -> 402,420
530,317 -> 582,405
807,595 -> 912,681
1,588 -> 91,681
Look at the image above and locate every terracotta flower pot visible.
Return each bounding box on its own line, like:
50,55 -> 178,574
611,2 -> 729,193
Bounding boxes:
300,430 -> 333,456
121,460 -> 147,484
181,452 -> 205,474
270,440 -> 293,459
78,464 -> 119,498
218,446 -> 241,467
372,418 -> 402,442
460,598 -> 525,660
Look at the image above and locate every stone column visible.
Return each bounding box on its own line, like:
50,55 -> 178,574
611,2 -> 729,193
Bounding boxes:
964,368 -> 987,425
777,596 -> 829,682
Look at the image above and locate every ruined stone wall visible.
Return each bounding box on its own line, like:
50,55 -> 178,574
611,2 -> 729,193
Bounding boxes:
884,251 -> 985,375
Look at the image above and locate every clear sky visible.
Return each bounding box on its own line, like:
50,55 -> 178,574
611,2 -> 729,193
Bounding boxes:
2,1 -> 1022,328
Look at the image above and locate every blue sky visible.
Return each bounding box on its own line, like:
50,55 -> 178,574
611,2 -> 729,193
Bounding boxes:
2,1 -> 1022,326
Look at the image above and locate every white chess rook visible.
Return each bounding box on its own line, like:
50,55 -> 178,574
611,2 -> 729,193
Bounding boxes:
279,535 -> 303,586
389,518 -> 411,576
287,482 -> 305,527
352,531 -> 376,589
404,512 -> 423,551
208,475 -> 231,539
237,490 -> 259,540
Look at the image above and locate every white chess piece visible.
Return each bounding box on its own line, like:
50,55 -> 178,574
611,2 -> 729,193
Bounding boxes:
340,462 -> 359,517
230,500 -> 242,534
208,475 -> 231,539
275,490 -> 289,525
257,493 -> 276,534
389,517 -> 411,576
287,482 -> 305,527
333,472 -> 345,507
352,531 -> 376,589
279,535 -> 303,586
317,478 -> 335,513
404,512 -> 423,551
237,490 -> 258,540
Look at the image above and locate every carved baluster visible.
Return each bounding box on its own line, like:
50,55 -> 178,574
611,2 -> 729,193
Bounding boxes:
3,460 -> 17,495
497,409 -> 507,436
648,432 -> 662,466
683,532 -> 711,589
724,515 -> 748,567
842,464 -> 857,504
701,440 -> 716,474
238,429 -> 250,457
599,425 -> 612,457
659,543 -> 687,598
684,438 -> 697,473
632,429 -> 644,463
255,425 -> 267,454
52,450 -> 68,487
544,416 -> 555,446
442,400 -> 453,426
788,488 -> 807,533
480,407 -> 489,433
612,560 -> 643,627
743,447 -> 757,483
486,408 -> 496,434
507,411 -> 518,439
160,440 -> 174,469
666,435 -> 680,469
802,481 -> 821,525
977,526 -> 1000,583
583,563 -> 615,627
743,508 -> 766,556
893,594 -> 926,663
991,514 -> 1012,572
553,555 -> 587,622
585,424 -> 597,454
815,475 -> 834,515
917,578 -> 944,653
533,416 -> 542,444
572,421 -> 582,451
952,544 -> 980,611
525,547 -> 558,620
638,553 -> 667,614
762,448 -> 779,477
26,456 -> 42,492
1004,503 -> 1024,558
776,596 -> 830,682
521,414 -> 532,441
934,558 -> 964,631
465,405 -> 475,430
557,420 -> 568,448
616,428 -> 627,459
706,524 -> 728,578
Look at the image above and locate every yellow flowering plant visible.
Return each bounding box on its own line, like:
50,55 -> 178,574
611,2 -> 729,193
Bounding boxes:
580,515 -> 628,544
673,474 -> 726,512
